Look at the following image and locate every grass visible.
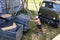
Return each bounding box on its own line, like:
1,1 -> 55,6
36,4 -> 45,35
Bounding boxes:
22,21 -> 60,40
28,0 -> 42,4
21,10 -> 60,40
28,0 -> 43,11
22,0 -> 60,40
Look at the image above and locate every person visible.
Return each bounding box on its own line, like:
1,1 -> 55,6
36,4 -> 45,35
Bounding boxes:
30,16 -> 42,32
35,16 -> 42,29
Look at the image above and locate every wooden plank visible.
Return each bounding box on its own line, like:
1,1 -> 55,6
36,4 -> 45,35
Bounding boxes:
1,14 -> 12,18
52,34 -> 60,40
1,23 -> 17,31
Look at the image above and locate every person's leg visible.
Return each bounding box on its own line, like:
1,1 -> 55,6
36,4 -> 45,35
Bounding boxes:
37,18 -> 42,30
37,18 -> 43,34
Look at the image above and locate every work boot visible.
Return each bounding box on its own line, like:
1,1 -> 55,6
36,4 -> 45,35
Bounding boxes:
36,24 -> 43,34
37,24 -> 42,29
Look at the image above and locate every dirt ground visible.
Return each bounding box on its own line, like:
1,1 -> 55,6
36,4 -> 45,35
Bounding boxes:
22,22 -> 60,40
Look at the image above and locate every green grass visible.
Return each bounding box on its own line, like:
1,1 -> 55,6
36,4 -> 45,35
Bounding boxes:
22,21 -> 60,40
22,10 -> 60,40
22,0 -> 60,40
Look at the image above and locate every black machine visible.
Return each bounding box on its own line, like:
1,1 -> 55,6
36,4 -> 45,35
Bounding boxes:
38,1 -> 60,28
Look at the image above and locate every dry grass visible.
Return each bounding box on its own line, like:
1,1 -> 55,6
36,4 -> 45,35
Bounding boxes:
22,0 -> 60,40
22,21 -> 60,40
